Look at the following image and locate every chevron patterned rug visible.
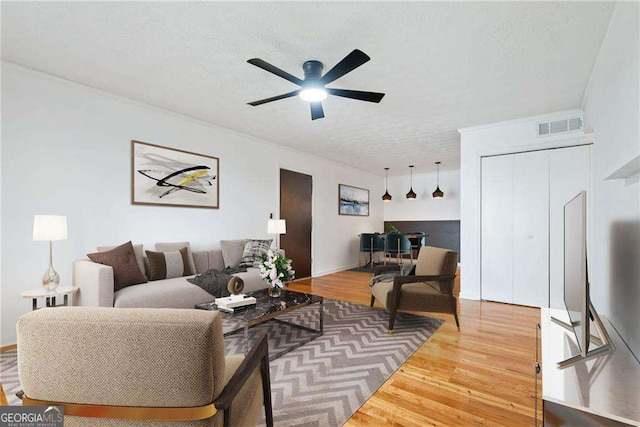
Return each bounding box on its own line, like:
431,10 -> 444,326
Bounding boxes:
1,299 -> 442,425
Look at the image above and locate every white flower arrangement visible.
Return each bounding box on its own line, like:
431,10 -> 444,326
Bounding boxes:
259,250 -> 295,289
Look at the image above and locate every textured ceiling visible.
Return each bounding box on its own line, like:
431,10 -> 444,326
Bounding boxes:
1,2 -> 614,175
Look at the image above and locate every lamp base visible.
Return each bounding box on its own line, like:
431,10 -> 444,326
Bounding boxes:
42,266 -> 60,292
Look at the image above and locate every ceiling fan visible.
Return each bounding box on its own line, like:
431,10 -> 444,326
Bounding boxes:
247,49 -> 385,120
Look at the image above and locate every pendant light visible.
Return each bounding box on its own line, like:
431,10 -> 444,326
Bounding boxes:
382,168 -> 392,202
432,161 -> 444,198
406,165 -> 417,200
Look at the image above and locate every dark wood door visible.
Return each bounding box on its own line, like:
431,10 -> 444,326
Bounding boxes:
280,169 -> 312,279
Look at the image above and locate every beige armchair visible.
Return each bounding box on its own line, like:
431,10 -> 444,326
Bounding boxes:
370,246 -> 459,332
17,307 -> 273,426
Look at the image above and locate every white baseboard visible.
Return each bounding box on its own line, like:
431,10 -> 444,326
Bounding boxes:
312,265 -> 359,277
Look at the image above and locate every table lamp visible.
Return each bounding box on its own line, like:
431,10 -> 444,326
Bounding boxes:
267,214 -> 286,250
33,215 -> 68,291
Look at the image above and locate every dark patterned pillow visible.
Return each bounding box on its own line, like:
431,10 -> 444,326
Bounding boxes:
238,239 -> 273,268
87,241 -> 148,292
145,247 -> 194,281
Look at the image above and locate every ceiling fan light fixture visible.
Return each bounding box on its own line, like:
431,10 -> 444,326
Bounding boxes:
247,50 -> 385,120
382,167 -> 392,202
406,165 -> 416,200
299,87 -> 328,102
432,161 -> 444,199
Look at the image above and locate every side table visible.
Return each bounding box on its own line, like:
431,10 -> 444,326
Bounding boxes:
20,286 -> 79,310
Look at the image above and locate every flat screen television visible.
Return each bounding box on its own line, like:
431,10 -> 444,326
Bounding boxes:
563,191 -> 590,357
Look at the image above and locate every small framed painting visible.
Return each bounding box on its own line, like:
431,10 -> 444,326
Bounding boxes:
339,184 -> 369,216
132,140 -> 219,209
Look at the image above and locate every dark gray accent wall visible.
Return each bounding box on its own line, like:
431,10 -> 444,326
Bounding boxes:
383,220 -> 461,260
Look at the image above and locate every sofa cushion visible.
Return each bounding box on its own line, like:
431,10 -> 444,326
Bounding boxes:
220,239 -> 249,268
239,239 -> 272,268
113,276 -> 213,308
371,280 -> 451,312
97,243 -> 146,279
154,241 -> 196,273
87,241 -> 148,292
146,247 -> 193,281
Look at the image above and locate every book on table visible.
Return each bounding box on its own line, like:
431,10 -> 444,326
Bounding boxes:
215,294 -> 257,311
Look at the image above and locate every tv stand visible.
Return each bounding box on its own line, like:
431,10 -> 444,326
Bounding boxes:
539,308 -> 640,426
550,300 -> 614,368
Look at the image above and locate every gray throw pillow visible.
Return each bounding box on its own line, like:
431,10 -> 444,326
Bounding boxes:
220,239 -> 249,268
87,241 -> 148,292
238,239 -> 273,268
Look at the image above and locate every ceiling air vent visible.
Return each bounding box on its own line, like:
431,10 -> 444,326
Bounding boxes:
537,116 -> 582,137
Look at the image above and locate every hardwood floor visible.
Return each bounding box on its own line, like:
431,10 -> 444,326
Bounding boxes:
288,270 -> 542,426
1,270 -> 542,426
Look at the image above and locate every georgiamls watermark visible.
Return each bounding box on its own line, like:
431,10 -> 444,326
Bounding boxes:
0,406 -> 63,427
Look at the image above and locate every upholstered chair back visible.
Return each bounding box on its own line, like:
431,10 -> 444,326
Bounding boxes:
415,246 -> 458,277
360,233 -> 384,252
384,232 -> 411,253
17,307 -> 226,425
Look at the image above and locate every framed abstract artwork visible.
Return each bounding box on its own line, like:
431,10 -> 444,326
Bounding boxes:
338,184 -> 369,216
131,140 -> 219,209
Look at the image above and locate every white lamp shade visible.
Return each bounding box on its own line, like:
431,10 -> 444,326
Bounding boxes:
267,219 -> 286,234
33,215 -> 68,241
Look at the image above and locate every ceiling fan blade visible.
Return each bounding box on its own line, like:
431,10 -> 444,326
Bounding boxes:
310,102 -> 325,120
248,90 -> 300,106
319,49 -> 371,85
247,58 -> 304,86
326,88 -> 385,103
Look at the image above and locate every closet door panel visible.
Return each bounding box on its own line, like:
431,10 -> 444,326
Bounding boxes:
513,150 -> 550,307
549,145 -> 591,309
481,155 -> 514,304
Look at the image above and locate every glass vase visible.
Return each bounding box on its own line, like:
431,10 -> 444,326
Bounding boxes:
268,284 -> 282,298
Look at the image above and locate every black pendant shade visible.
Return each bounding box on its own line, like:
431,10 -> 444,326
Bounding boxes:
382,167 -> 392,202
406,165 -> 416,200
432,161 -> 444,198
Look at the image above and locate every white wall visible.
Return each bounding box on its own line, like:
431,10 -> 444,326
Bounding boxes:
582,2 -> 639,358
0,63 -> 383,346
383,170 -> 460,221
458,109 -> 590,300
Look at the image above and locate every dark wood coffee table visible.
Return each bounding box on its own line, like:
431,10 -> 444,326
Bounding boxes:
195,288 -> 323,360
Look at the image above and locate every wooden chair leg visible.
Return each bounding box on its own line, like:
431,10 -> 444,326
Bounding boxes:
388,308 -> 397,334
450,297 -> 460,331
261,353 -> 274,427
370,295 -> 375,307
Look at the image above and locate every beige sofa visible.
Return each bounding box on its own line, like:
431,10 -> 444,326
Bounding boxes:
74,243 -> 269,308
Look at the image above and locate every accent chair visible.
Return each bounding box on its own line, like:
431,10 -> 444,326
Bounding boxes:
17,307 -> 273,426
370,245 -> 459,333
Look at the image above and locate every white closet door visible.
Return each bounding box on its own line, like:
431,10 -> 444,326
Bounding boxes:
513,150 -> 550,307
481,155 -> 514,303
549,145 -> 591,309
